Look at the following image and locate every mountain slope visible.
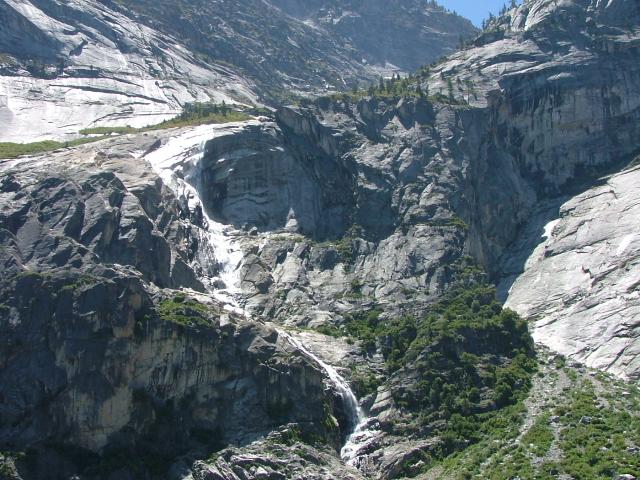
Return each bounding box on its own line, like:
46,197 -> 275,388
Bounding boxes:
0,0 -> 475,143
0,0 -> 258,142
269,0 -> 477,72
1,0 -> 640,479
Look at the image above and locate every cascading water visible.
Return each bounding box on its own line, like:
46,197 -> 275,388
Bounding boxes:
143,122 -> 377,466
279,331 -> 363,431
278,330 -> 379,466
143,124 -> 248,312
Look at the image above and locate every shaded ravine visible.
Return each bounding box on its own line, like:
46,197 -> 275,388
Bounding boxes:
143,124 -> 376,465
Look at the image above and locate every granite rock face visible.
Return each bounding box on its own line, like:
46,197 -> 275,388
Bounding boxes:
502,165 -> 640,380
0,0 -> 259,142
420,0 -> 640,274
187,428 -> 365,480
130,0 -> 640,381
2,0 -> 640,478
270,0 -> 477,73
0,136 -> 203,290
196,0 -> 640,339
0,0 -> 475,143
0,137 -> 342,478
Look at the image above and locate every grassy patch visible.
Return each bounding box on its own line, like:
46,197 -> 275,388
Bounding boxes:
447,366 -> 640,479
79,126 -> 138,135
437,401 -> 530,479
0,137 -> 105,159
156,294 -> 212,328
556,382 -> 640,479
522,414 -> 554,457
147,109 -> 250,130
1,102 -> 252,159
80,102 -> 251,136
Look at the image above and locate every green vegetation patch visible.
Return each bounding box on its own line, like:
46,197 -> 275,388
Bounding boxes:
0,137 -> 104,159
351,370 -> 383,398
312,67 -> 478,107
522,414 -> 554,457
556,382 -> 640,479
334,281 -> 536,475
447,368 -> 640,479
393,283 -> 536,429
156,293 -> 212,328
78,126 -> 138,135
80,102 -> 251,136
0,102 -> 252,159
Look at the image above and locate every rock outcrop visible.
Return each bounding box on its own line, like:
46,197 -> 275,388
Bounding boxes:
0,0 -> 258,142
2,0 -> 640,478
502,164 -> 640,380
270,0 -> 477,73
0,136 -> 203,289
0,0 -> 475,143
0,137 -> 342,478
128,0 -> 640,382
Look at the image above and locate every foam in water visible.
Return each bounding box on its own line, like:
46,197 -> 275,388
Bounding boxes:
278,330 -> 379,465
144,124 -> 376,466
144,124 -> 247,312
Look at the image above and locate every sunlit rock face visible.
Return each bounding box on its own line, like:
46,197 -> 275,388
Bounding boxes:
2,0 -> 640,478
501,165 -> 640,380
0,136 -> 339,477
0,0 -> 477,143
0,0 -> 257,143
269,0 -> 478,72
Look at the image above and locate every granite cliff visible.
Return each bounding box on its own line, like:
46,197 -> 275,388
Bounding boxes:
1,0 -> 640,478
0,0 -> 474,143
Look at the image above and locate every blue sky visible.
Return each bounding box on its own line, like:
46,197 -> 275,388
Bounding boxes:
438,0 -> 519,27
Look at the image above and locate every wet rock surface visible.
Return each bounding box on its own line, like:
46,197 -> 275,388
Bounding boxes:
0,138 -> 341,478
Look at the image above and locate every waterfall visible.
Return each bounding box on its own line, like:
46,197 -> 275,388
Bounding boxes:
278,330 -> 378,465
143,124 -> 248,313
143,123 -> 376,466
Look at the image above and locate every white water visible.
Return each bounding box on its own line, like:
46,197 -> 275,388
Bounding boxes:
278,330 -> 378,465
144,124 -> 249,313
144,124 -> 377,466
